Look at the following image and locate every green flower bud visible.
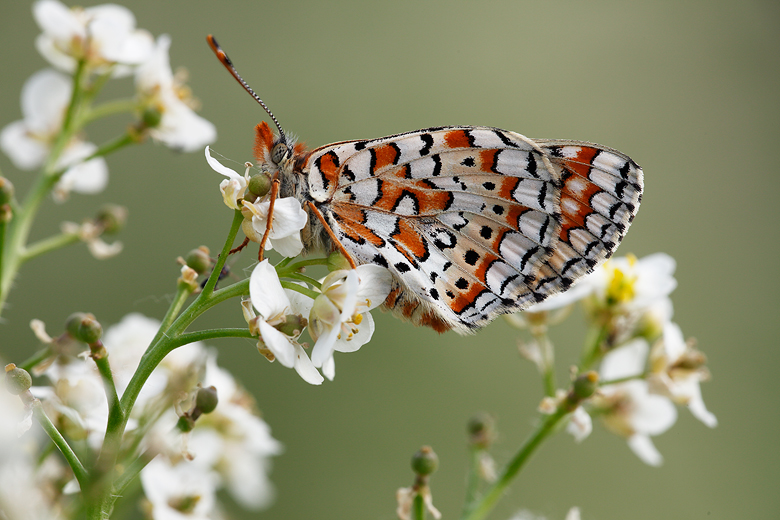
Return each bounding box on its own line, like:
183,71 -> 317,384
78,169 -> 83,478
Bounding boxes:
185,247 -> 212,274
95,204 -> 128,234
467,412 -> 495,449
141,105 -> 163,128
67,313 -> 102,344
195,385 -> 219,414
411,446 -> 438,476
248,173 -> 271,198
65,312 -> 89,338
4,364 -> 32,395
326,251 -> 351,272
176,414 -> 195,433
0,177 -> 14,205
572,371 -> 599,400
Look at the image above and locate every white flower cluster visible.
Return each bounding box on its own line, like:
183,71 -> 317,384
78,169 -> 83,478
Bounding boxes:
0,0 -> 215,200
206,150 -> 394,385
521,253 -> 716,466
4,313 -> 280,519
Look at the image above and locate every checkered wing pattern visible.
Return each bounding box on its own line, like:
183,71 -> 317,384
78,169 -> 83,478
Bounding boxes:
304,126 -> 643,334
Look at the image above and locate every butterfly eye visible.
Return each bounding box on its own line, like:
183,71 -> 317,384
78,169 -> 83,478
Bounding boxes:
271,142 -> 289,165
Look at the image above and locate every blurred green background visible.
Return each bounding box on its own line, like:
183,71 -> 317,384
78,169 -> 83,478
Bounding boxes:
1,1 -> 779,519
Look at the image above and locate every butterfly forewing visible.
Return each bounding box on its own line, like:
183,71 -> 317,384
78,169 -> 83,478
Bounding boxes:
300,126 -> 642,334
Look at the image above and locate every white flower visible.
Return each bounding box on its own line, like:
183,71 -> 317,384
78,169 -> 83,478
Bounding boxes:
38,313 -> 207,448
186,355 -> 283,509
0,69 -> 108,198
205,147 -> 307,257
308,265 -> 393,379
589,253 -> 677,311
248,260 -> 323,385
135,35 -> 216,152
33,0 -> 154,76
509,508 -> 581,520
566,406 -> 593,443
648,322 -> 717,427
205,147 -> 249,210
141,456 -> 218,520
396,486 -> 441,520
60,220 -> 122,259
595,340 -> 678,466
241,197 -> 308,258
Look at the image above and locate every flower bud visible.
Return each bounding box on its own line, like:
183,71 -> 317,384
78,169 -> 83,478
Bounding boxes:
326,251 -> 351,272
176,415 -> 195,433
65,312 -> 89,338
248,173 -> 271,198
4,364 -> 32,395
0,177 -> 14,205
195,385 -> 219,414
94,204 -> 128,234
411,446 -> 439,476
141,105 -> 163,129
67,313 -> 102,344
185,246 -> 212,274
565,371 -> 599,410
467,412 -> 495,449
572,371 -> 599,399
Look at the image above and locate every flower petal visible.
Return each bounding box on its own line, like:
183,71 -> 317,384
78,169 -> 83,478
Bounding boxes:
249,260 -> 290,322
600,339 -> 649,381
627,434 -> 664,466
266,198 -> 308,238
291,343 -> 324,385
354,265 -> 393,311
258,320 -> 295,368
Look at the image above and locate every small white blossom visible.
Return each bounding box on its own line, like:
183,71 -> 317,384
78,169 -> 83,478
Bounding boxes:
60,220 -> 122,259
33,0 -> 154,76
648,322 -> 717,427
396,486 -> 441,520
141,456 -> 218,520
241,197 -> 308,258
186,355 -> 283,509
566,406 -> 593,443
248,260 -> 322,385
205,147 -> 249,210
308,265 -> 392,379
0,69 -> 108,198
135,35 -> 216,152
589,253 -> 677,312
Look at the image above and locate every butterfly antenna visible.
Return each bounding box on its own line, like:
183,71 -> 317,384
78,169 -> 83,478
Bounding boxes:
206,35 -> 287,145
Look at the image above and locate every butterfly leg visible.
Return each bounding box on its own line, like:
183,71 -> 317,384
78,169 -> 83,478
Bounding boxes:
304,201 -> 357,269
257,178 -> 280,262
229,236 -> 250,255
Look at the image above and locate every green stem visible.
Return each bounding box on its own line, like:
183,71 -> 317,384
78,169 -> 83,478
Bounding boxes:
531,329 -> 556,397
462,447 -> 482,517
92,347 -> 122,431
280,257 -> 329,273
0,173 -> 59,316
413,492 -> 426,520
281,280 -> 320,300
172,327 -> 255,347
30,398 -> 88,490
580,322 -> 609,370
21,231 -> 81,263
113,450 -> 153,496
17,346 -> 54,374
94,211 -> 246,519
461,408 -> 569,520
81,98 -> 138,125
284,271 -> 322,289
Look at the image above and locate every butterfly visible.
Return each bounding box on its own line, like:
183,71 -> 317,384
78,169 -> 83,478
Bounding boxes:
207,36 -> 643,335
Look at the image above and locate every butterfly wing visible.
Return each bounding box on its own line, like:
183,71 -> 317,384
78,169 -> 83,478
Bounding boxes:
305,126 -> 642,333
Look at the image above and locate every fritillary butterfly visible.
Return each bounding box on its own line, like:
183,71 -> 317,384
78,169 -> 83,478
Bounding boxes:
207,36 -> 643,334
